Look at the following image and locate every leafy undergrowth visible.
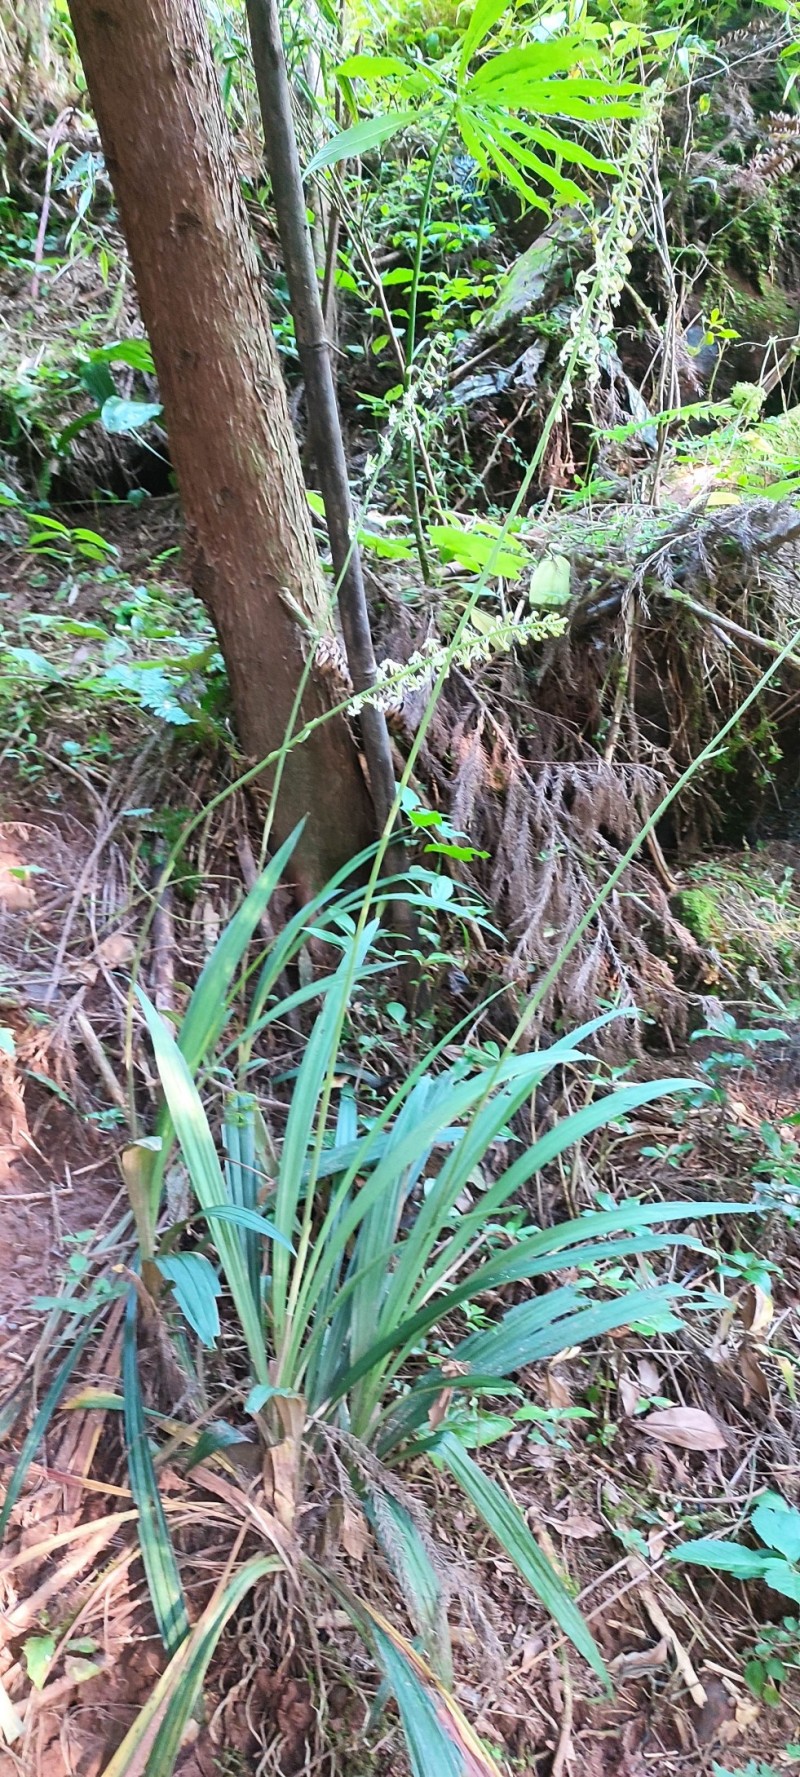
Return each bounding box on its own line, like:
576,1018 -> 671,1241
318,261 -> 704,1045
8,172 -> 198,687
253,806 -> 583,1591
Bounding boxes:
2,720 -> 800,1776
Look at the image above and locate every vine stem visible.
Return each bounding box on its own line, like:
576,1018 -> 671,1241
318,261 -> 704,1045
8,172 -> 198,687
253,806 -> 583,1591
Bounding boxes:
403,117 -> 452,581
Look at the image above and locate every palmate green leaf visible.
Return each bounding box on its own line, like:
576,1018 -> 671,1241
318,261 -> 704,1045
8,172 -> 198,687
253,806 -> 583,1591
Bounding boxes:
436,1432 -> 607,1681
99,1554 -> 281,1777
465,35 -> 607,96
514,119 -> 615,173
138,989 -> 269,1383
122,1291 -> 189,1656
479,118 -> 587,205
305,109 -> 423,176
495,80 -> 640,119
458,0 -> 511,74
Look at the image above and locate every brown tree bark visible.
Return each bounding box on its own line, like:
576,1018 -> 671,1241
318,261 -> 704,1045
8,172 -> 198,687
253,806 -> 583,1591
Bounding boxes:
67,0 -> 374,892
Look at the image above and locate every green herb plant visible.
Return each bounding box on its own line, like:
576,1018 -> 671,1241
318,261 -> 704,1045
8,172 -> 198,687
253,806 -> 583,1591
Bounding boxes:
672,1491 -> 800,1606
41,822 -> 752,1777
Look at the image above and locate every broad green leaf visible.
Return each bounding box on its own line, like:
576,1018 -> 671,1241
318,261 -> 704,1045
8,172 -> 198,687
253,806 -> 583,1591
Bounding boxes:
79,358 -> 116,404
156,1252 -> 221,1347
528,553 -> 570,605
336,54 -> 413,80
762,1561 -> 800,1603
428,520 -> 528,579
670,1539 -> 773,1579
305,110 -> 423,176
436,1433 -> 607,1681
100,397 -> 163,434
751,1494 -> 800,1563
122,1291 -> 189,1655
23,1633 -> 56,1691
90,337 -> 156,372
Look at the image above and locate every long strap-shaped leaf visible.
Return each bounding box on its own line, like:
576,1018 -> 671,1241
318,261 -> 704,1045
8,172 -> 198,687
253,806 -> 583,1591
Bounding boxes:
323,1572 -> 504,1777
0,1317 -> 98,1542
138,988 -> 269,1382
328,1200 -> 743,1419
122,1290 -> 189,1656
99,1553 -> 281,1777
271,921 -> 379,1345
436,1431 -> 607,1683
407,1075 -> 703,1312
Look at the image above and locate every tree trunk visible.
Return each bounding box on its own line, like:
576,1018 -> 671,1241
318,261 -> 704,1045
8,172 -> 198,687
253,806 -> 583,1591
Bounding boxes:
67,0 -> 374,893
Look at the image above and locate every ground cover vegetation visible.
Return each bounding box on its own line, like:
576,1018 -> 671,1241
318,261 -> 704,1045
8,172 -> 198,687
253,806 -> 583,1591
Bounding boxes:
4,0 -> 800,1772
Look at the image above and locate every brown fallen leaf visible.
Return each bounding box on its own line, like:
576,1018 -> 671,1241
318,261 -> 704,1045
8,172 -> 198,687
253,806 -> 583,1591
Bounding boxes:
428,1387 -> 454,1431
558,1513 -> 603,1540
97,929 -> 135,968
641,1407 -> 728,1451
738,1283 -> 773,1338
618,1374 -> 640,1417
648,1526 -> 669,1562
739,1342 -> 771,1407
340,1503 -> 370,1563
546,1369 -> 572,1409
637,1358 -> 661,1394
0,868 -> 35,911
610,1636 -> 669,1679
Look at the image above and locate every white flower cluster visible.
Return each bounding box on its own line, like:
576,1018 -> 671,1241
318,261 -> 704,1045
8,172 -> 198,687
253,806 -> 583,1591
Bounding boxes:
561,98 -> 662,390
348,606 -> 566,716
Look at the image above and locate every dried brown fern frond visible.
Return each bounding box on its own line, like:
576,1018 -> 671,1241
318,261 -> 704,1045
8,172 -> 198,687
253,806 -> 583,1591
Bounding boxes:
763,110 -> 800,139
718,12 -> 789,58
748,145 -> 800,182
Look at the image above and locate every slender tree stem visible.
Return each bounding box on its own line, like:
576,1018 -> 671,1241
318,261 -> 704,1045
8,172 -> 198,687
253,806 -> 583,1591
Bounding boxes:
402,118 -> 451,580
245,0 -> 398,835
